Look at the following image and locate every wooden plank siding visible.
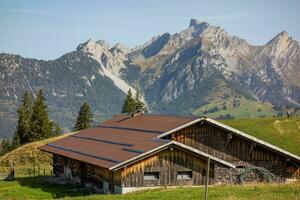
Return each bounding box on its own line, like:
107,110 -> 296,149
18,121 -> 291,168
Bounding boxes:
167,121 -> 299,182
53,154 -> 121,193
121,147 -> 214,187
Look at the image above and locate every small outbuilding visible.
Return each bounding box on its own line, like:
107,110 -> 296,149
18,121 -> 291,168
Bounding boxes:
40,113 -> 300,194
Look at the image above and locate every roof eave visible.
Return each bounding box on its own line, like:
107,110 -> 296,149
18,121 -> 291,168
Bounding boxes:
205,118 -> 300,162
157,117 -> 300,163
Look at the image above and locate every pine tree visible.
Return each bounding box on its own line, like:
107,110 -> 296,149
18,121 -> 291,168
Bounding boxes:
0,139 -> 14,156
51,122 -> 62,136
74,102 -> 93,131
134,91 -> 147,113
121,89 -> 147,113
14,91 -> 33,146
121,89 -> 136,113
30,89 -> 53,141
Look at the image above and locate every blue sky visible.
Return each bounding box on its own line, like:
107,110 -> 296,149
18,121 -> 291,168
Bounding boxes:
0,0 -> 299,59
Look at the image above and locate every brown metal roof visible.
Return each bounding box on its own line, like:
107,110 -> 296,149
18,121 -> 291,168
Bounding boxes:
101,113 -> 197,133
40,113 -> 196,169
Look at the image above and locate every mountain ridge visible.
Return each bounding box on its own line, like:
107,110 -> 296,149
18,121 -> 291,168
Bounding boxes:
0,19 -> 300,138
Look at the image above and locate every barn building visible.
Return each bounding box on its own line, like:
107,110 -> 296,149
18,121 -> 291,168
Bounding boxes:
40,113 -> 300,194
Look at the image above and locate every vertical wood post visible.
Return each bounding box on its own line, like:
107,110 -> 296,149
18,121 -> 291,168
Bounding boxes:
204,157 -> 210,200
33,164 -> 35,177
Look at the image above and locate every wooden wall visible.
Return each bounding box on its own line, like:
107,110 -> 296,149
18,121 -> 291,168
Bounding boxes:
121,147 -> 214,187
53,154 -> 121,193
168,121 -> 300,181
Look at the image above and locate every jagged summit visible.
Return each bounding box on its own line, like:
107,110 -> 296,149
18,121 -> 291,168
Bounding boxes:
77,39 -> 110,51
111,43 -> 130,54
189,19 -> 209,29
267,31 -> 290,45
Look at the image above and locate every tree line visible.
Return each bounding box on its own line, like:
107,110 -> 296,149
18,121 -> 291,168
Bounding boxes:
0,88 -> 147,155
0,89 -> 61,155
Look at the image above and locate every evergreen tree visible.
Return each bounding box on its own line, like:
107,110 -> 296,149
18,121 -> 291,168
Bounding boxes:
0,139 -> 14,156
121,89 -> 136,113
74,102 -> 93,131
121,89 -> 147,113
51,122 -> 62,136
14,91 -> 33,146
134,91 -> 147,113
30,89 -> 53,141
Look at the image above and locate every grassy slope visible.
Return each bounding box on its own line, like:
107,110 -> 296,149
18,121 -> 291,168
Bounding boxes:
220,117 -> 300,156
193,86 -> 277,119
0,133 -> 73,174
0,177 -> 299,200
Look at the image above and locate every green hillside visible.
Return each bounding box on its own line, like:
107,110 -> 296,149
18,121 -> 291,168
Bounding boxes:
220,117 -> 300,156
0,177 -> 299,200
0,133 -> 73,174
193,87 -> 278,119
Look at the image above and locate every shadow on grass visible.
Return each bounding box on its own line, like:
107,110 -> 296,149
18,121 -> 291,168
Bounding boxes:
15,176 -> 93,199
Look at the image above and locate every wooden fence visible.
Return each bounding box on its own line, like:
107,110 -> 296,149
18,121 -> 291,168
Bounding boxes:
0,164 -> 53,180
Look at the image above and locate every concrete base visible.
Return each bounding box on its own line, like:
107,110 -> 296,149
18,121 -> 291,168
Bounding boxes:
121,185 -> 205,194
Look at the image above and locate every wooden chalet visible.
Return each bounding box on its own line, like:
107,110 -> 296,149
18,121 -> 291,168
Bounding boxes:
40,113 -> 300,194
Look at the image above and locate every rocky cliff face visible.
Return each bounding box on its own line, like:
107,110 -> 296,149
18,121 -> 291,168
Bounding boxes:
124,19 -> 300,114
1,19 -> 300,138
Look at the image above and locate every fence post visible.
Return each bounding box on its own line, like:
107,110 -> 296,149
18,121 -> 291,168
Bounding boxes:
33,164 -> 35,177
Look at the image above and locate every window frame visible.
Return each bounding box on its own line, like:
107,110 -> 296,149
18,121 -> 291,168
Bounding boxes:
143,171 -> 160,181
177,171 -> 193,180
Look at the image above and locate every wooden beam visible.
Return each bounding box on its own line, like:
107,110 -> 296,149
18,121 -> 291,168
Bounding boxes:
248,143 -> 256,157
225,133 -> 232,147
204,157 -> 210,200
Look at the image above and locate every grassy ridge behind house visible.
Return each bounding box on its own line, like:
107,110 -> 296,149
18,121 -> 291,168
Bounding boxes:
220,117 -> 300,156
0,133 -> 73,174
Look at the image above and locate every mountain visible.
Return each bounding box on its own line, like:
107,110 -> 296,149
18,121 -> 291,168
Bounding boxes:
0,41 -> 136,138
1,19 -> 300,138
123,19 -> 300,114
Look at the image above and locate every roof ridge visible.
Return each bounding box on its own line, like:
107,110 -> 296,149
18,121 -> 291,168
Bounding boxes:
95,125 -> 164,134
142,113 -> 198,118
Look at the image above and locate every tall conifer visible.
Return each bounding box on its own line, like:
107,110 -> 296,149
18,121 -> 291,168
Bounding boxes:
14,91 -> 33,146
74,102 -> 93,131
30,89 -> 53,141
134,91 -> 147,113
121,89 -> 135,113
121,89 -> 147,113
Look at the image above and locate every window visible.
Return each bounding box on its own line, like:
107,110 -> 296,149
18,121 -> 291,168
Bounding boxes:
144,172 -> 159,180
177,171 -> 193,180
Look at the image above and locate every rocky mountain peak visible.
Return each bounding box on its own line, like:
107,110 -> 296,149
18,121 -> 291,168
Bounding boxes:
267,31 -> 289,45
110,43 -> 130,55
189,19 -> 209,30
266,31 -> 294,58
77,39 -> 110,52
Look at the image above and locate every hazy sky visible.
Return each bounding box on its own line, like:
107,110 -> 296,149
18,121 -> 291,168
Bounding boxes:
0,0 -> 299,59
